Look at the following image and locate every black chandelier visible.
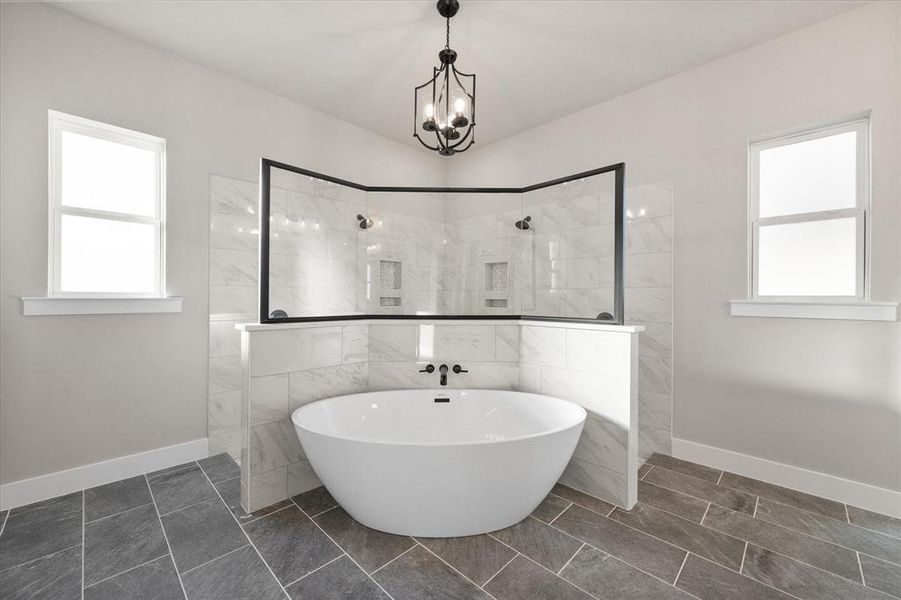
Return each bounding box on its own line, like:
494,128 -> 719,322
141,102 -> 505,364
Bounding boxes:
413,0 -> 475,156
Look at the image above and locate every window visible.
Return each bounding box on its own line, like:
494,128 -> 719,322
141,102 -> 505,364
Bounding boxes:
48,110 -> 166,297
749,118 -> 868,301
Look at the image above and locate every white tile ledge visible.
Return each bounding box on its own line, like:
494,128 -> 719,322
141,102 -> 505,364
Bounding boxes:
729,300 -> 898,322
237,318 -> 643,333
22,296 -> 182,316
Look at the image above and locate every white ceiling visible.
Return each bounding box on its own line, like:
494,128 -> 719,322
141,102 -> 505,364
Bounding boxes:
50,1 -> 866,148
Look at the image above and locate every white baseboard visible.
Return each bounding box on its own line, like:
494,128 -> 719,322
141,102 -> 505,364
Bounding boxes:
671,438 -> 901,518
0,438 -> 209,511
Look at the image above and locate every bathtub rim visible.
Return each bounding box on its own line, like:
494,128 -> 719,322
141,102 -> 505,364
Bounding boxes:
291,388 -> 587,449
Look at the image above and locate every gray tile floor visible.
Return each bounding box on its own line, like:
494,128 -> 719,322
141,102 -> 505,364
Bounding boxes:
1,452 -> 899,599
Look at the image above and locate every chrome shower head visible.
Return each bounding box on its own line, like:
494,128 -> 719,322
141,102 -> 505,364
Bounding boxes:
357,214 -> 374,230
515,215 -> 532,230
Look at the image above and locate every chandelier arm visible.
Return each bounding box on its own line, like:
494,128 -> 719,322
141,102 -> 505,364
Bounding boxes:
447,121 -> 474,149
413,133 -> 441,151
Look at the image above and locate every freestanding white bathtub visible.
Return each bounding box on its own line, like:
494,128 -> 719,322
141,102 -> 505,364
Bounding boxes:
292,389 -> 586,537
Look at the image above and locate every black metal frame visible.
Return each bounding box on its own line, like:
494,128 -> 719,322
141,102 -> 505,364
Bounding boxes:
258,158 -> 626,325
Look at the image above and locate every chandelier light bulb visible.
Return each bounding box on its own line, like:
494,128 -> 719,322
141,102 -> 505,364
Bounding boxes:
454,97 -> 465,115
425,103 -> 435,118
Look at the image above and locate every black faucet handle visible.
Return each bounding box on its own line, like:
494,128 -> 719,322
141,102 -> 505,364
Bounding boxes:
419,364 -> 435,373
452,364 -> 468,374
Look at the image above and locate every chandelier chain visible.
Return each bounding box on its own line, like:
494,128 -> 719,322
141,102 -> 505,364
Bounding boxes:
446,17 -> 450,49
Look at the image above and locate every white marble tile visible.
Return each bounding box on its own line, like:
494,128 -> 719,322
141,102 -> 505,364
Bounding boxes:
520,325 -> 566,367
289,362 -> 368,408
639,390 -> 672,432
625,288 -> 672,323
342,325 -> 369,363
248,467 -> 287,513
639,424 -> 672,460
635,321 -> 672,358
406,265 -> 439,291
565,329 -> 632,375
210,285 -> 257,320
209,390 -> 241,431
250,374 -> 289,426
211,175 -> 258,217
287,460 -> 322,498
559,288 -> 604,319
209,426 -> 242,461
210,248 -> 258,289
560,458 -> 630,508
639,356 -> 672,394
250,418 -> 305,473
626,252 -> 672,288
558,226 -> 615,260
368,362 -> 429,390
210,213 -> 259,251
209,355 -> 243,394
562,257 -> 603,288
327,230 -> 357,260
369,325 -> 418,361
571,412 -> 630,475
315,196 -> 346,230
627,217 -> 673,255
446,363 -> 518,390
425,325 -> 496,362
250,327 -> 342,376
540,197 -> 604,232
540,366 -> 631,427
517,363 -> 541,393
209,320 -> 242,358
521,288 -> 560,315
495,325 -> 519,361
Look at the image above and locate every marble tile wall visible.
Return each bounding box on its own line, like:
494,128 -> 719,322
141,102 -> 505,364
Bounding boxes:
518,323 -> 640,508
623,182 -> 674,460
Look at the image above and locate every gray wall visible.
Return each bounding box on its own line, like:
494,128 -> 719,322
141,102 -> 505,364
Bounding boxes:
0,3 -> 442,484
447,2 -> 901,491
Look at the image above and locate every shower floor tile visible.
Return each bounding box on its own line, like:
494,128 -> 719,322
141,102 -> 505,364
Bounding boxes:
1,452 -> 898,600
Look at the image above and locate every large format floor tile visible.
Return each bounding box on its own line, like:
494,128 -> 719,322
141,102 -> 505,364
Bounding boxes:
644,465 -> 757,515
83,503 -> 168,585
551,484 -> 615,516
553,503 -> 687,582
718,472 -> 846,521
637,480 -> 709,522
560,545 -> 690,599
741,545 -> 893,600
83,555 -> 184,600
84,476 -> 153,522
197,453 -> 240,484
531,494 -> 572,524
646,454 -> 722,483
243,505 -> 343,585
147,465 -> 218,515
292,486 -> 338,517
161,497 -> 247,573
285,555 -> 388,600
416,533 -> 517,586
675,553 -> 794,600
703,504 -> 861,581
372,544 -> 490,600
490,516 -> 583,572
611,503 -> 745,571
214,477 -> 292,524
0,545 -> 82,600
181,545 -> 285,600
848,506 -> 901,541
0,493 -> 83,572
859,554 -> 901,599
314,507 -> 415,573
484,554 -> 592,600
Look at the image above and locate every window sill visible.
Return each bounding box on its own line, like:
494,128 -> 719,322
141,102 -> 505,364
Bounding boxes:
22,296 -> 182,316
729,300 -> 898,322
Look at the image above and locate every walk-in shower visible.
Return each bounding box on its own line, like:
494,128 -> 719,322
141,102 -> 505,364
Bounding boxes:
257,158 -> 626,324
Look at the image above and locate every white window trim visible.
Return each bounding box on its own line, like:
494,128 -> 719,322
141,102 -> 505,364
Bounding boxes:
732,115 -> 896,321
24,111 -> 181,315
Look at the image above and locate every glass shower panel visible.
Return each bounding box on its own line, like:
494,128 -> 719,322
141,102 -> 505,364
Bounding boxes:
441,192 -> 523,315
267,169 -> 366,318
364,191 -> 446,315
520,171 -> 617,319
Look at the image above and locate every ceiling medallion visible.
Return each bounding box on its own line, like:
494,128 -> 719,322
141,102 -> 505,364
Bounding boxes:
413,0 -> 475,156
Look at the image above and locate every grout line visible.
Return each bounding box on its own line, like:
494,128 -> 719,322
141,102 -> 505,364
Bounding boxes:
752,497 -> 759,518
84,502 -> 156,525
641,465 -> 654,480
857,552 -> 866,586
309,504 -> 340,519
673,552 -> 689,585
157,496 -> 222,518
0,544 -> 83,575
700,502 -> 711,525
415,541 -> 503,600
739,542 -> 748,572
0,510 -> 8,537
291,501 -> 398,600
282,553 -> 347,588
481,552 -> 520,589
144,475 -> 190,600
370,543 -> 418,575
146,461 -> 199,481
180,544 -> 250,576
81,491 -> 85,600
196,465 -> 292,600
548,503 -> 572,525
715,470 -> 725,486
557,543 -> 585,575
845,504 -> 851,525
606,506 -> 617,517
513,551 -> 600,600
83,553 -> 170,589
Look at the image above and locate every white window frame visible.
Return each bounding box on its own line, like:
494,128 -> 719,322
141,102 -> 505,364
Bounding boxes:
748,117 -> 869,303
47,110 -> 167,298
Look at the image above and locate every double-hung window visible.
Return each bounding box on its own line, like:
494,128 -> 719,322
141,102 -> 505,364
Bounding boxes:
733,116 -> 894,321
24,111 -> 178,314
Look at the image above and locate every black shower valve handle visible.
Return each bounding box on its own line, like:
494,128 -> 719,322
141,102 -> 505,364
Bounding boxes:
452,364 -> 468,374
419,364 -> 435,373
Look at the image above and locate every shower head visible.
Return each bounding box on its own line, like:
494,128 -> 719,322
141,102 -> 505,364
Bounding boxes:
514,215 -> 532,231
357,214 -> 374,230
